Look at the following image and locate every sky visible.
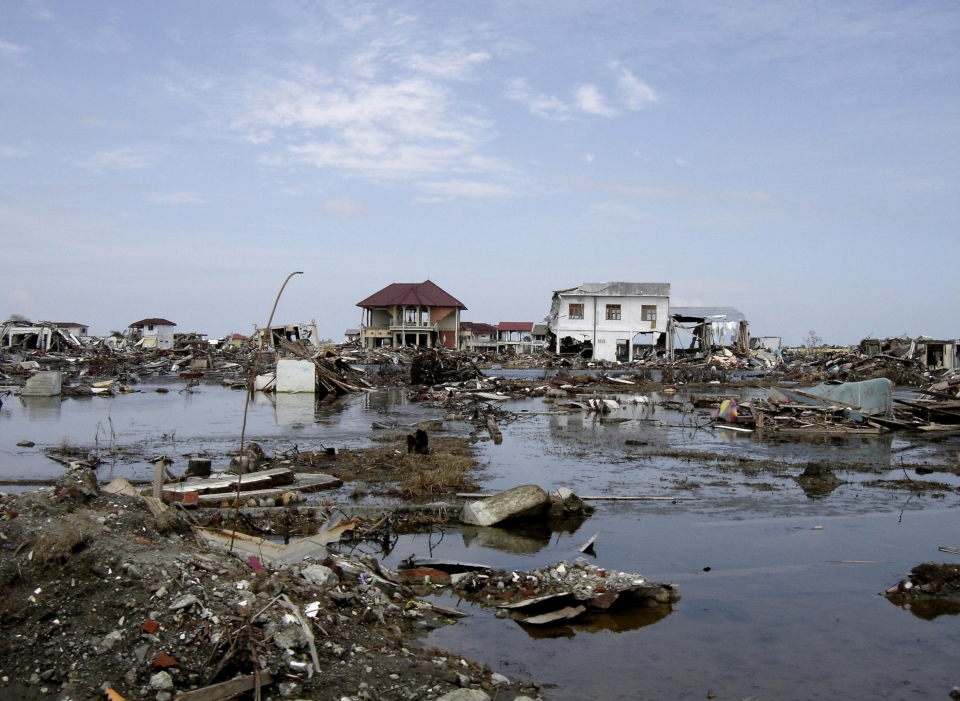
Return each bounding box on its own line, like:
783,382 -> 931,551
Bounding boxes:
1,1 -> 958,345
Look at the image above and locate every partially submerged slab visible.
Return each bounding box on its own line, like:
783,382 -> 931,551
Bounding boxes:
460,484 -> 550,527
520,605 -> 586,626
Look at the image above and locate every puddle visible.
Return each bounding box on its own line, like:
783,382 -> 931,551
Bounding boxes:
2,383 -> 959,698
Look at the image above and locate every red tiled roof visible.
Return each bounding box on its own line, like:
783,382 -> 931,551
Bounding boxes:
129,318 -> 177,327
460,322 -> 497,335
498,321 -> 534,332
357,281 -> 466,310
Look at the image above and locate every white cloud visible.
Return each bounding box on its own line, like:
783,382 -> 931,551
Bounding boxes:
584,154 -> 594,163
83,117 -> 132,130
569,175 -> 690,200
144,191 -> 201,204
321,198 -> 365,217
419,179 -> 511,198
79,13 -> 130,54
575,84 -> 617,117
405,51 -> 490,79
505,78 -> 569,120
237,74 -> 492,178
0,145 -> 28,158
74,148 -> 154,170
27,0 -> 54,21
0,40 -> 27,62
614,66 -> 658,110
9,288 -> 32,304
591,201 -> 648,220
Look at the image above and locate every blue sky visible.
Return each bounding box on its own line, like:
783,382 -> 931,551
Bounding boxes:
2,1 -> 958,344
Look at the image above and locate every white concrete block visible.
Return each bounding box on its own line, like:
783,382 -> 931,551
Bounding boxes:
276,359 -> 316,393
21,371 -> 62,397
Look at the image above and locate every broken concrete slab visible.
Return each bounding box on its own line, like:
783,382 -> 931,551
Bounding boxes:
103,476 -> 138,497
519,605 -> 586,626
197,518 -> 360,567
460,484 -> 550,527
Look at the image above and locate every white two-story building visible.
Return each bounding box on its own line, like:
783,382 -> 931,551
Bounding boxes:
547,282 -> 670,362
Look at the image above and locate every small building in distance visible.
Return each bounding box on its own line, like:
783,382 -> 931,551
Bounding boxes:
498,322 -> 534,355
129,318 -> 177,350
548,282 -> 670,362
357,280 -> 466,349
531,323 -> 549,353
460,322 -> 498,353
344,328 -> 361,344
222,333 -> 248,349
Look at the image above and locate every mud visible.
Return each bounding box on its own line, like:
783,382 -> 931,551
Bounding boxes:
4,382 -> 960,699
0,487 -> 540,701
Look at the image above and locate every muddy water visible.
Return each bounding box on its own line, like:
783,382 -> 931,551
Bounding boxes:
2,383 -> 959,699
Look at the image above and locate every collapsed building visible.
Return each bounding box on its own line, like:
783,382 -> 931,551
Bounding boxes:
253,320 -> 320,351
0,320 -> 84,352
668,307 -> 750,359
860,336 -> 958,371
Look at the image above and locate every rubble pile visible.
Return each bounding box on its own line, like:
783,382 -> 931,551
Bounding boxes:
779,348 -> 927,386
410,350 -> 482,386
885,563 -> 960,609
451,557 -> 680,627
0,488 -> 542,701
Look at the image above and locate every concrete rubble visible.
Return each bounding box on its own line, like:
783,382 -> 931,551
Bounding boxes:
0,482 -> 545,701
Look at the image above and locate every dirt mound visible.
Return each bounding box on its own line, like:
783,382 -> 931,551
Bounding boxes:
0,488 -> 536,701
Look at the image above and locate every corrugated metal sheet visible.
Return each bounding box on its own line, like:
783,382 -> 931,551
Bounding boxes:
670,307 -> 746,322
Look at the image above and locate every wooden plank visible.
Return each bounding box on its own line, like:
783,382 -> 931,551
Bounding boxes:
174,671 -> 273,701
192,474 -> 342,504
163,468 -> 296,496
421,600 -> 471,618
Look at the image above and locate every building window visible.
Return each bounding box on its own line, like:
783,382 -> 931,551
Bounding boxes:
605,304 -> 621,321
420,308 -> 429,326
147,325 -> 154,331
404,307 -> 417,324
642,305 -> 657,328
569,303 -> 584,319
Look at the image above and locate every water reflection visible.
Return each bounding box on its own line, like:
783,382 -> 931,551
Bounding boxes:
514,603 -> 673,640
887,598 -> 960,621
20,396 -> 62,418
461,514 -> 590,555
274,393 -> 318,426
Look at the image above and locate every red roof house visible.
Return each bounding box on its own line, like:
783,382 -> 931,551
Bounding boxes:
357,281 -> 465,350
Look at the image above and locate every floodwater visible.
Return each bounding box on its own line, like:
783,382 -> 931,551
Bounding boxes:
2,381 -> 959,699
